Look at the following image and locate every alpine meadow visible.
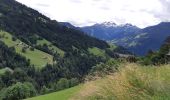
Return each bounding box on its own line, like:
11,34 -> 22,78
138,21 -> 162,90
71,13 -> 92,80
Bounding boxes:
0,0 -> 169,100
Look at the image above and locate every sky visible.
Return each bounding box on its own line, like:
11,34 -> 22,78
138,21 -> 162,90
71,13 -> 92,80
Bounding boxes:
16,0 -> 170,28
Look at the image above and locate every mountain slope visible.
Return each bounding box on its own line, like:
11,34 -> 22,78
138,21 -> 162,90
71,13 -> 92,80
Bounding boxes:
26,85 -> 82,100
80,22 -> 170,56
26,63 -> 170,100
72,63 -> 170,100
0,40 -> 30,69
0,30 -> 53,67
0,0 -> 109,52
115,22 -> 170,55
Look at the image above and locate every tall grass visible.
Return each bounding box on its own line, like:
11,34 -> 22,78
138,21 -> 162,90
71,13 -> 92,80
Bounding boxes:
71,63 -> 170,100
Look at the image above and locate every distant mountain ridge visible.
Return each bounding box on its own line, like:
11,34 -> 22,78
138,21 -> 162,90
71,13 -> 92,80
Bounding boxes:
80,22 -> 141,41
123,22 -> 170,55
77,22 -> 170,56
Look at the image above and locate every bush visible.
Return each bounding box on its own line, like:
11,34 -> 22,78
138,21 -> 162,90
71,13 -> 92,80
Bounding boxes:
12,36 -> 17,41
69,78 -> 79,87
30,47 -> 35,51
55,78 -> 69,90
2,82 -> 37,100
22,47 -> 26,53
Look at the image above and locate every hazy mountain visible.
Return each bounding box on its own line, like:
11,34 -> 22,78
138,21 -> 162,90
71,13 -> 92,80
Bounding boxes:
81,22 -> 141,41
79,22 -> 170,56
114,22 -> 170,55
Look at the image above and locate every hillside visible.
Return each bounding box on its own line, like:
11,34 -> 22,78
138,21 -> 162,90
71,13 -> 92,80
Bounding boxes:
0,0 -> 109,52
79,21 -> 170,56
0,0 -> 123,100
73,63 -> 170,100
118,22 -> 170,56
26,85 -> 82,100
0,30 -> 53,68
1,0 -> 169,100
0,40 -> 30,70
26,63 -> 170,100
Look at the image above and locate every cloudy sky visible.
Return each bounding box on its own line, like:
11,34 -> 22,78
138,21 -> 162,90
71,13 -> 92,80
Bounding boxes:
16,0 -> 170,28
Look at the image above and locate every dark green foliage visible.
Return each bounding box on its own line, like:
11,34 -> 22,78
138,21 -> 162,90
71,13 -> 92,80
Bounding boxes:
12,36 -> 16,41
22,47 -> 27,53
0,41 -> 30,69
40,86 -> 50,95
30,47 -> 34,51
52,78 -> 79,92
69,78 -> 79,87
55,78 -> 70,90
90,59 -> 120,76
2,82 -> 37,100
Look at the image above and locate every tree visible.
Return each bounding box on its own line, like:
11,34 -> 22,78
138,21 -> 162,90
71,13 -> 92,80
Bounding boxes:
56,78 -> 69,90
22,47 -> 26,53
69,78 -> 79,87
40,86 -> 50,94
2,82 -> 37,100
12,36 -> 17,41
30,47 -> 35,51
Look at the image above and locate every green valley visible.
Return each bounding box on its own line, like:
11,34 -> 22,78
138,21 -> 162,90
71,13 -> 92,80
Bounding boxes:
0,0 -> 170,100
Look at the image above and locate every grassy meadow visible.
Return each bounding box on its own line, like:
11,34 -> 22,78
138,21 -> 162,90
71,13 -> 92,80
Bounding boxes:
71,63 -> 170,100
37,38 -> 65,57
26,85 -> 82,100
0,31 -> 53,68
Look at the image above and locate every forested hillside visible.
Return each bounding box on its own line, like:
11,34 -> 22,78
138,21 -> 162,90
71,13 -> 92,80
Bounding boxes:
0,0 -> 125,99
0,0 -> 109,52
1,0 -> 169,100
0,41 -> 30,69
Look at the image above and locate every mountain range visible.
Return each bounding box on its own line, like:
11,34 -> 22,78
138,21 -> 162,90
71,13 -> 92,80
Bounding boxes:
0,0 -> 170,100
60,22 -> 170,56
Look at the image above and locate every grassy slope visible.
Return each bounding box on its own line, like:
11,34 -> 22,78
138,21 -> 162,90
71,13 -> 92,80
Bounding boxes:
26,85 -> 82,100
25,63 -> 170,100
37,38 -> 65,57
71,63 -> 170,100
0,31 -> 53,68
88,47 -> 106,57
88,44 -> 116,57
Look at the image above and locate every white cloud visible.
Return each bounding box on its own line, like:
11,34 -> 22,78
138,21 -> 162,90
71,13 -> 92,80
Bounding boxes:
16,0 -> 169,28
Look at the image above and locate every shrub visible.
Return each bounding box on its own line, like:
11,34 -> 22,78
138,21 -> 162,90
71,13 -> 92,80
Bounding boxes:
2,82 -> 37,100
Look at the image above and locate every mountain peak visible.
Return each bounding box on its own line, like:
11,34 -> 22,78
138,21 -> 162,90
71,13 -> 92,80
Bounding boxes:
102,21 -> 117,27
94,22 -> 137,28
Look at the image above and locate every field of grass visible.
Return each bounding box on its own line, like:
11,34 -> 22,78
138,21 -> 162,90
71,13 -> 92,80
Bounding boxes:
88,44 -> 116,57
0,31 -> 53,68
26,85 -> 82,100
71,63 -> 170,100
88,47 -> 106,57
37,38 -> 65,57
